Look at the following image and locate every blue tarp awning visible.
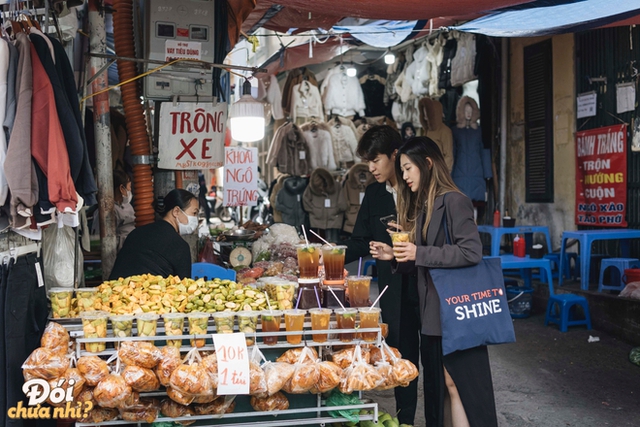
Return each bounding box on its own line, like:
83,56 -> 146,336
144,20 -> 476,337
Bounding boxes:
453,0 -> 640,37
332,20 -> 419,48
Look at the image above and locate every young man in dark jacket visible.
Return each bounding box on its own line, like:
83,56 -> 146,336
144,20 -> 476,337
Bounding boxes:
343,126 -> 421,426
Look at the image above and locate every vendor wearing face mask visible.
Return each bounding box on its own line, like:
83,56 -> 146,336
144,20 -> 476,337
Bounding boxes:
113,169 -> 136,251
109,188 -> 199,280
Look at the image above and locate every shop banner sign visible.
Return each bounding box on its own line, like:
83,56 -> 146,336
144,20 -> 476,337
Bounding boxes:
223,147 -> 258,207
575,124 -> 627,227
158,102 -> 226,170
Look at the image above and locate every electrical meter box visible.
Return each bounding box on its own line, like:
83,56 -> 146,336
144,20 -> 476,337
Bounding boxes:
144,0 -> 215,99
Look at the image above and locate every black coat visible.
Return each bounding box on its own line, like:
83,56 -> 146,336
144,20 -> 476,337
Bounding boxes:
344,182 -> 418,348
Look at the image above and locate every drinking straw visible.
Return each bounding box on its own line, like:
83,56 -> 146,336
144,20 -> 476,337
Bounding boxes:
301,224 -> 309,245
327,287 -> 346,311
295,287 -> 303,309
370,285 -> 389,308
310,229 -> 331,246
266,294 -> 273,313
313,286 -> 322,309
358,257 -> 363,277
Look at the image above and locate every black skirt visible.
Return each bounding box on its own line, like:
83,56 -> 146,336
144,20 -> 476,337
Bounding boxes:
421,335 -> 498,427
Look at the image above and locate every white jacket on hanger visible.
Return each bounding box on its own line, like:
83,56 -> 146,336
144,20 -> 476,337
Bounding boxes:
451,32 -> 477,87
409,45 -> 430,97
425,39 -> 445,98
290,80 -> 324,122
323,71 -> 366,117
329,117 -> 359,164
258,74 -> 284,120
301,123 -> 337,170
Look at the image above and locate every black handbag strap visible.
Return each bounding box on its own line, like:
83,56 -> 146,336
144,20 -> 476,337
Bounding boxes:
440,193 -> 452,245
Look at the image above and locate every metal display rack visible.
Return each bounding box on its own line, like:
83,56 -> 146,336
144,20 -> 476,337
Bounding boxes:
62,314 -> 382,427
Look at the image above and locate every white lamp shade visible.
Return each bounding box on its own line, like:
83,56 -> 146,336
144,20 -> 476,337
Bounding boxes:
346,67 -> 357,77
384,52 -> 396,64
230,94 -> 265,142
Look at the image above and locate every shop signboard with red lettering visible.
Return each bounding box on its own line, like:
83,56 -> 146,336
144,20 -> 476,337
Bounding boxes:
158,102 -> 226,170
223,147 -> 258,207
575,124 -> 627,227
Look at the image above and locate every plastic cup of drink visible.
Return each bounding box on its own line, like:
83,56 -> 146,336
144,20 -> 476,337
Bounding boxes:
162,313 -> 185,349
380,322 -> 389,339
237,311 -> 258,346
335,308 -> 358,342
76,287 -> 99,313
358,307 -> 381,342
296,244 -> 322,279
391,232 -> 411,255
309,308 -> 332,343
80,311 -> 109,353
49,288 -> 73,318
136,313 -> 159,341
346,276 -> 372,307
322,245 -> 347,281
261,310 -> 282,345
187,312 -> 210,348
284,309 -> 306,345
212,312 -> 235,334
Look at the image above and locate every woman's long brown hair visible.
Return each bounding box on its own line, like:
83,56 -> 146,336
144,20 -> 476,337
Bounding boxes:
395,137 -> 461,241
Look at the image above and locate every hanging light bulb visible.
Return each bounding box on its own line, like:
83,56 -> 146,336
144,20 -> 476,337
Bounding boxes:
384,49 -> 396,65
346,62 -> 357,77
229,79 -> 265,142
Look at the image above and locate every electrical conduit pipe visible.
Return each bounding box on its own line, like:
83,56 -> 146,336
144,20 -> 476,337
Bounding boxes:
112,0 -> 155,226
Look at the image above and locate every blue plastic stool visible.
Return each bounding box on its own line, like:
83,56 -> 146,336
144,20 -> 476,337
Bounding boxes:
191,262 -> 237,281
545,294 -> 592,332
598,258 -> 640,292
362,260 -> 377,281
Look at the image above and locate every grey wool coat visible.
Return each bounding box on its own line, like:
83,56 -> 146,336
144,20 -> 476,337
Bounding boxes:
395,191 -> 482,336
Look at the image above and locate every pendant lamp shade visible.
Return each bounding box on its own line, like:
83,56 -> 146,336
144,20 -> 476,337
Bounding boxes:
230,79 -> 265,142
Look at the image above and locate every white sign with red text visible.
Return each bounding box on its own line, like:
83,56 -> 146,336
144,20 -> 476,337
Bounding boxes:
223,147 -> 258,207
212,333 -> 250,395
165,40 -> 202,61
158,102 -> 226,170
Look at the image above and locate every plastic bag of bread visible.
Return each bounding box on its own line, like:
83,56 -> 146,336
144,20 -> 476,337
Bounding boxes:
169,348 -> 215,403
369,343 -> 402,365
167,387 -> 194,406
40,322 -> 70,355
78,407 -> 119,424
119,397 -> 159,423
77,356 -> 110,386
310,361 -> 342,394
94,372 -> 133,409
282,347 -> 320,394
22,348 -> 68,380
47,368 -> 86,406
248,346 -> 267,397
276,346 -> 318,364
160,398 -> 195,425
250,391 -> 289,411
263,361 -> 295,396
76,387 -> 95,406
156,346 -> 182,387
118,341 -> 162,369
200,353 -> 219,391
122,365 -> 160,392
331,346 -> 370,369
392,358 -> 419,386
192,396 -> 236,415
339,345 -> 384,394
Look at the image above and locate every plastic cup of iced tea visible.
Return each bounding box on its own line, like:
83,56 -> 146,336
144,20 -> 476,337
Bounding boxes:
261,310 -> 282,345
358,307 -> 381,342
309,308 -> 332,343
322,245 -> 347,281
346,276 -> 372,307
335,308 -> 358,342
284,309 -> 306,345
296,244 -> 322,279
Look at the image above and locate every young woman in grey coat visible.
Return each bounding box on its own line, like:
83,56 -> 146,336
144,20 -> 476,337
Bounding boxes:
371,136 -> 498,427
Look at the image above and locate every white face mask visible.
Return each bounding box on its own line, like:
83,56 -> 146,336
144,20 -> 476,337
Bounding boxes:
178,209 -> 199,235
122,190 -> 132,205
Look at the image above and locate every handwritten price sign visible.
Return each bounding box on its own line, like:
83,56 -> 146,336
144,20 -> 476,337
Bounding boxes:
212,333 -> 250,395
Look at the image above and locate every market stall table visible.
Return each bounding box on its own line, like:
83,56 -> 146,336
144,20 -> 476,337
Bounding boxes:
487,255 -> 553,289
478,225 -> 552,257
558,229 -> 640,290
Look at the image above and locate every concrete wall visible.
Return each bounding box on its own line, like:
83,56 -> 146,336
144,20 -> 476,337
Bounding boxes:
508,34 -> 576,251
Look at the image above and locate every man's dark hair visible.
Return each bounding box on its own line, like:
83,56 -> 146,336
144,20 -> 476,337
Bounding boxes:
356,125 -> 403,161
